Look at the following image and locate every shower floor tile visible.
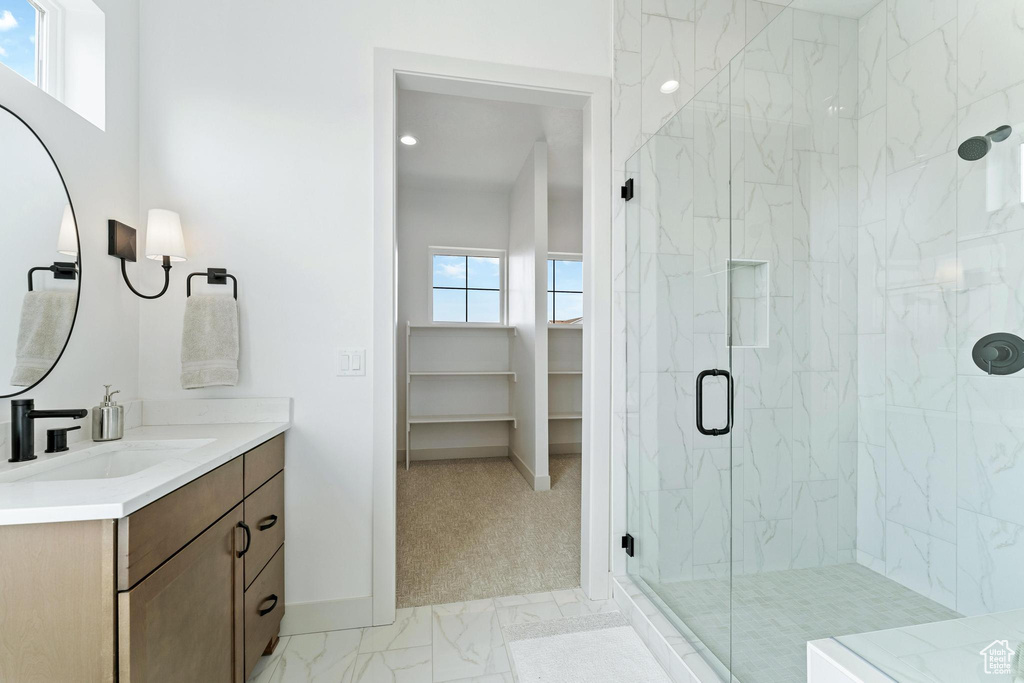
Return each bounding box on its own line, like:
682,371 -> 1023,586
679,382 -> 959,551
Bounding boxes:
648,563 -> 960,682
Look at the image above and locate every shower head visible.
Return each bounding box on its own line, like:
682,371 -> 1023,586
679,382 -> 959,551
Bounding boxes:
958,136 -> 991,161
958,125 -> 1013,161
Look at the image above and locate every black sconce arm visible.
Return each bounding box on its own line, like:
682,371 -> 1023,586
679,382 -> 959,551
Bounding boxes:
109,219 -> 176,301
120,255 -> 172,300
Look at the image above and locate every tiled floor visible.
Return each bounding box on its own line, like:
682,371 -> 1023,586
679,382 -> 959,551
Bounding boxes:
247,588 -> 621,683
649,563 -> 961,683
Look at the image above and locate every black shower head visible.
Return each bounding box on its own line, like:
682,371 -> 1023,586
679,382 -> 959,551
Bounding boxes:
958,136 -> 991,161
959,125 -> 1013,161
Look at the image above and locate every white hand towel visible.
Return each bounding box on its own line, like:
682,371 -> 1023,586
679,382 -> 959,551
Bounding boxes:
180,294 -> 239,389
10,290 -> 77,387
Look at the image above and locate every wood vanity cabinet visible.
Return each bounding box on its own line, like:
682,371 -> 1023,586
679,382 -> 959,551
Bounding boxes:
0,433 -> 286,683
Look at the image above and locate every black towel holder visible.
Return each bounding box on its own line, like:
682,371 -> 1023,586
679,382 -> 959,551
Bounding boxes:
27,262 -> 78,291
186,268 -> 238,299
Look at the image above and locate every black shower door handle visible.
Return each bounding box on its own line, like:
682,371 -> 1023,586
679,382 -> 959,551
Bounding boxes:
696,369 -> 733,436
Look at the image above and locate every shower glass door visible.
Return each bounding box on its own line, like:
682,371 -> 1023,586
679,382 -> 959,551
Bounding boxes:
625,64 -> 738,681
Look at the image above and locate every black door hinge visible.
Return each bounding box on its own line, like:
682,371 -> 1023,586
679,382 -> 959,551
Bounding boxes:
621,533 -> 635,557
621,178 -> 634,201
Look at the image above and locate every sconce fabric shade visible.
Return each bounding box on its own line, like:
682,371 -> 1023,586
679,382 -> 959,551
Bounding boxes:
145,209 -> 187,262
57,204 -> 78,256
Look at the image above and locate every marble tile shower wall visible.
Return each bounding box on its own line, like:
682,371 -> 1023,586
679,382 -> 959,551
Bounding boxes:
854,0 -> 1024,616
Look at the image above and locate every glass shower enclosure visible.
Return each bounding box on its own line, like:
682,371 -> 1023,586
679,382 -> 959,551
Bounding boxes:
623,1 -> 1024,681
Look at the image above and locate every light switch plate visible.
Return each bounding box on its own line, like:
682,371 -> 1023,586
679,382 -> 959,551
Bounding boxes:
338,349 -> 366,376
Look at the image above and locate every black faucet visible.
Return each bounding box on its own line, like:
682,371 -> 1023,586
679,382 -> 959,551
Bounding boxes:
9,399 -> 88,463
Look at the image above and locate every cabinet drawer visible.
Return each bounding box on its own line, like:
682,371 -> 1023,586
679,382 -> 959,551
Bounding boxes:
244,471 -> 285,588
244,545 -> 284,679
118,457 -> 243,590
244,434 -> 285,496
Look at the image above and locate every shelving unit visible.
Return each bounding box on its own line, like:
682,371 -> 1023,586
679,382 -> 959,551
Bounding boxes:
548,324 -> 583,453
409,371 -> 517,379
409,414 -> 517,425
404,322 -> 518,469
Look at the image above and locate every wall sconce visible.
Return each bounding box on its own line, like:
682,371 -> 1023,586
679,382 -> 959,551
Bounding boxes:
108,209 -> 187,300
57,205 -> 78,257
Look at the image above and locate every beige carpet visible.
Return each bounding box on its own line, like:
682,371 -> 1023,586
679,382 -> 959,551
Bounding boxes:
397,454 -> 581,608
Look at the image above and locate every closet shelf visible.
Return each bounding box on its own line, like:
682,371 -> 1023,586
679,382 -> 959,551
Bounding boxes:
408,413 -> 517,426
549,370 -> 582,375
408,323 -> 517,335
548,412 -> 583,421
409,371 -> 516,381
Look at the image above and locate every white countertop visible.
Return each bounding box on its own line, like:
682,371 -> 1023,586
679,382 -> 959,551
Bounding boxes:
0,421 -> 289,526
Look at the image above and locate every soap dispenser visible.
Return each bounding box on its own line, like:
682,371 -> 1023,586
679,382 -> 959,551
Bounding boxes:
92,385 -> 124,442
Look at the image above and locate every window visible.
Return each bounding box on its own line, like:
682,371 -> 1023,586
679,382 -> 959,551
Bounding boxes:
0,0 -> 106,130
0,0 -> 42,85
548,257 -> 583,324
431,249 -> 504,324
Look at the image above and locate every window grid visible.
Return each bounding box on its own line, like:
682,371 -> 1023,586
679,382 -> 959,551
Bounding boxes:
548,259 -> 583,324
432,255 -> 501,323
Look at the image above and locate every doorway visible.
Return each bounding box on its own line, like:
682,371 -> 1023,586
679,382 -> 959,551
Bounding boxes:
372,50 -> 612,625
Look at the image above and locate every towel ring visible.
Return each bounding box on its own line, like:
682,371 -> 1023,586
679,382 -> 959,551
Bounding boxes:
186,268 -> 238,299
28,262 -> 78,291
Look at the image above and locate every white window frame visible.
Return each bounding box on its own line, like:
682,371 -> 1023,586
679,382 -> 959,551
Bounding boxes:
547,252 -> 583,325
32,0 -> 65,100
427,246 -> 507,325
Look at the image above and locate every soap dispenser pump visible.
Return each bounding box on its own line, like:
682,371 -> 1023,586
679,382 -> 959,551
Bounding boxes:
92,385 -> 124,442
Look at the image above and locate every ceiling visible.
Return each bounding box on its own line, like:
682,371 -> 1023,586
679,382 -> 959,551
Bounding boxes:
787,0 -> 882,19
396,89 -> 582,193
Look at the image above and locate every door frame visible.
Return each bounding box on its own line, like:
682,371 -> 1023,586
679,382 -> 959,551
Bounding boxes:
372,48 -> 612,625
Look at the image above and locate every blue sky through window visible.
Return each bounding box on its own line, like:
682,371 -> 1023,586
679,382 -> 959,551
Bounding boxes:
548,259 -> 583,323
432,254 -> 501,323
0,2 -> 39,84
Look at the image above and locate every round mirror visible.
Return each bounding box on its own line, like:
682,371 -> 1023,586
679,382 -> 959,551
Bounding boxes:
0,104 -> 81,398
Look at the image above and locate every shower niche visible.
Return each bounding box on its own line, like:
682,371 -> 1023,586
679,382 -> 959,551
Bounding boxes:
728,260 -> 769,349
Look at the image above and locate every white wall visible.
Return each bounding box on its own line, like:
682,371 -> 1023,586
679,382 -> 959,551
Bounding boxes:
0,0 -> 139,447
136,0 -> 611,614
396,185 -> 511,454
508,142 -> 549,488
549,187 -> 584,254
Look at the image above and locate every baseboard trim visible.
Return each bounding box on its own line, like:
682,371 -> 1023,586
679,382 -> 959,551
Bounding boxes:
280,595 -> 373,636
397,445 -> 509,462
549,442 -> 583,455
509,448 -> 550,491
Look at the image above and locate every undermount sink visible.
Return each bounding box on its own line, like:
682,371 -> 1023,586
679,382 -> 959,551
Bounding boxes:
0,439 -> 215,483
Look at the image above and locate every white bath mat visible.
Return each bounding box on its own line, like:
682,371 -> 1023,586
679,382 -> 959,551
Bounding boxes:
506,613 -> 672,682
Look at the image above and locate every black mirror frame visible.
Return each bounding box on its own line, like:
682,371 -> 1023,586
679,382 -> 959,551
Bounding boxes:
0,102 -> 82,399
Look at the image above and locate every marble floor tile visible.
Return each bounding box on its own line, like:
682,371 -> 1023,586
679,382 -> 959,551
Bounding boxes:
248,636 -> 291,683
493,593 -> 563,627
551,587 -> 621,617
268,630 -> 362,683
441,675 -> 514,683
432,601 -> 510,682
359,606 -> 432,653
350,646 -> 432,683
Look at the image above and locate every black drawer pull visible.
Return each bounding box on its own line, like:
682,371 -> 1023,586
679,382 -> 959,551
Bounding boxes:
237,521 -> 251,558
258,594 -> 278,616
258,514 -> 278,531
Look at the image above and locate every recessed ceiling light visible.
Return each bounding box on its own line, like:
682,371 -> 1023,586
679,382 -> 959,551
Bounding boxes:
660,80 -> 680,94
399,135 -> 418,146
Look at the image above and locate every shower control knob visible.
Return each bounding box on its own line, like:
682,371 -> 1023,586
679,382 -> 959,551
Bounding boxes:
972,333 -> 1024,376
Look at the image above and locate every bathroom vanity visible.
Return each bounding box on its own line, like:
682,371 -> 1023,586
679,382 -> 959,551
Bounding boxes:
0,417 -> 288,683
